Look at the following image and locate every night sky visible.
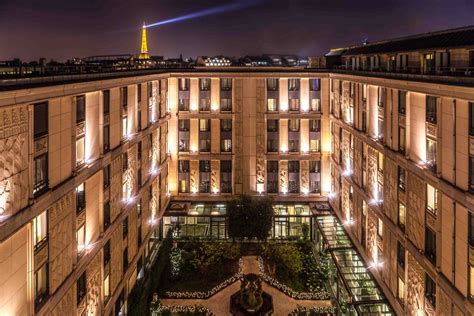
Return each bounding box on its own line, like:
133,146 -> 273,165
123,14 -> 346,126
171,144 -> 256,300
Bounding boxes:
1,0 -> 473,62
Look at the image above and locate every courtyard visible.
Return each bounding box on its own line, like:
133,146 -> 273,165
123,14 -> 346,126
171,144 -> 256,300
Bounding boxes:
129,199 -> 393,315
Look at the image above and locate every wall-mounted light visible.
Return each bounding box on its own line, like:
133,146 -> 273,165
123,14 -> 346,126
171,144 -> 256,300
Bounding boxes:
256,183 -> 264,194
302,188 -> 309,195
191,187 -> 198,194
328,192 -> 336,199
342,169 -> 353,177
212,187 -> 219,194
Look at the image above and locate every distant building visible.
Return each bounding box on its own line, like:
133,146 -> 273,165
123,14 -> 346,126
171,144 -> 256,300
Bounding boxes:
196,56 -> 233,67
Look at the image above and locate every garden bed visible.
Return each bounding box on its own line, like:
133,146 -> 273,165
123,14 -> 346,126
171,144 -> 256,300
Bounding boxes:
260,241 -> 331,299
159,241 -> 242,297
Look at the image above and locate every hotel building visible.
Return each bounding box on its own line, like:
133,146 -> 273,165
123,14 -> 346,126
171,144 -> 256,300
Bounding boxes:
1,25 -> 474,315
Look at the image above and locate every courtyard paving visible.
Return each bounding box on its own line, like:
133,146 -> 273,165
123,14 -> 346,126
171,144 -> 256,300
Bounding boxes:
160,256 -> 332,316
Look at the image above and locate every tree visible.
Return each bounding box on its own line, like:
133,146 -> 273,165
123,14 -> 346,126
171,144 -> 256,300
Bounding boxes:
227,195 -> 274,241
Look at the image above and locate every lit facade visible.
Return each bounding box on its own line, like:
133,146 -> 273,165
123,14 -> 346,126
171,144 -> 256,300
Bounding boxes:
1,25 -> 474,315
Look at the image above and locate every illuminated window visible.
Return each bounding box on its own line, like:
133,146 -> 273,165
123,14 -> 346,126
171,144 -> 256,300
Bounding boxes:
76,136 -> 85,166
426,138 -> 437,171
426,184 -> 437,215
76,183 -> 86,214
199,119 -> 210,131
399,126 -> 406,154
122,115 -> 128,139
33,211 -> 48,250
310,98 -> 321,112
397,277 -> 405,306
199,78 -> 211,91
310,139 -> 320,152
398,202 -> 406,230
267,98 -> 278,111
470,265 -> 474,299
220,78 -> 232,90
179,78 -> 190,91
377,218 -> 383,238
104,274 -> 110,301
76,224 -> 86,254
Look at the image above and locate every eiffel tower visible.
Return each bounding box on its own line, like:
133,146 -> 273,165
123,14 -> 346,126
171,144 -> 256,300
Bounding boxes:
138,22 -> 150,60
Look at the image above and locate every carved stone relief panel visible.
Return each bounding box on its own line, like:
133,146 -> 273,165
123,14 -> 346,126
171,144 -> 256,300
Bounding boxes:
407,172 -> 426,250
211,160 -> 219,193
86,252 -> 101,316
49,191 -> 74,292
0,104 -> 29,217
110,155 -> 123,222
383,157 -> 398,223
190,160 -> 199,193
407,254 -> 425,315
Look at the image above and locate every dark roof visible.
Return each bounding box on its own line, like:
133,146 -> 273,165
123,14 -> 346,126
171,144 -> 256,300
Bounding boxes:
338,25 -> 474,56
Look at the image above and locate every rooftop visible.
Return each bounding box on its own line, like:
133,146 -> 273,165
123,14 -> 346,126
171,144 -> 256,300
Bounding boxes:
328,25 -> 474,56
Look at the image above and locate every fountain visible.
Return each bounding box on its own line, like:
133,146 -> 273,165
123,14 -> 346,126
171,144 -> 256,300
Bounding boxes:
230,273 -> 273,315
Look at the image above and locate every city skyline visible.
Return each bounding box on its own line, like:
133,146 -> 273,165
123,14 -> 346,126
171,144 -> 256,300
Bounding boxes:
1,0 -> 474,61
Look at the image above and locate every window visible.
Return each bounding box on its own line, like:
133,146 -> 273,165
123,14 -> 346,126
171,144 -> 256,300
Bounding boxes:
103,201 -> 111,230
310,120 -> 320,132
76,95 -> 85,123
469,213 -> 474,246
426,138 -> 437,171
34,154 -> 48,195
33,211 -> 48,250
310,98 -> 321,112
289,98 -> 300,111
267,161 -> 278,193
123,217 -> 128,238
137,84 -> 142,103
104,241 -> 110,266
199,119 -> 210,131
123,152 -> 128,172
288,79 -> 300,91
221,98 -> 232,111
199,119 -> 211,152
288,119 -> 299,132
267,78 -> 278,91
399,126 -> 406,154
34,102 -> 48,138
470,265 -> 474,299
425,227 -> 436,264
397,277 -> 405,306
77,225 -> 86,254
121,87 -> 128,107
122,115 -> 128,139
398,167 -> 406,191
103,90 -> 110,114
426,184 -> 437,216
397,242 -> 405,268
221,78 -> 232,90
469,102 -> 474,136
76,183 -> 86,214
123,247 -> 129,271
425,274 -> 436,308
199,160 -> 211,193
77,272 -> 87,306
220,160 -> 232,193
310,79 -> 320,91
179,98 -> 190,111
179,78 -> 190,91
76,135 -> 85,167
199,98 -> 211,111
426,96 -> 437,124
104,274 -> 110,301
377,218 -> 383,238
103,165 -> 111,190
103,125 -> 110,152
378,87 -> 385,107
34,263 -> 49,308
398,202 -> 406,230
398,91 -> 406,114
220,120 -> 232,152
200,78 -> 211,91
267,98 -> 278,111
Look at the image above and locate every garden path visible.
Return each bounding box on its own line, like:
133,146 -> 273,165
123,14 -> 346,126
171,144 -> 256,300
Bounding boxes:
160,256 -> 332,316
